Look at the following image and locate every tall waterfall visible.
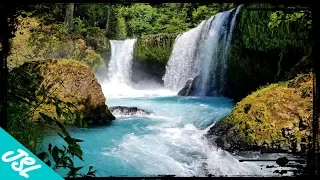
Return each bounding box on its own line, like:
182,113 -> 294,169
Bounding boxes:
163,6 -> 242,96
162,21 -> 206,92
107,39 -> 137,85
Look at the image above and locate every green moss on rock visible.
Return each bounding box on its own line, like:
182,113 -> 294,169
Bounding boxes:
208,73 -> 313,154
225,4 -> 312,101
135,33 -> 177,65
8,16 -> 105,72
11,59 -> 115,125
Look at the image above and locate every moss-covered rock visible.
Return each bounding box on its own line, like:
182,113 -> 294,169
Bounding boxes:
135,33 -> 177,65
208,73 -> 313,154
225,4 -> 312,102
132,33 -> 177,82
11,59 -> 115,125
8,16 -> 106,72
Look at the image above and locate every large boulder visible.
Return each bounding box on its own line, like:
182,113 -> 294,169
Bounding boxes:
207,73 -> 313,154
10,59 -> 115,125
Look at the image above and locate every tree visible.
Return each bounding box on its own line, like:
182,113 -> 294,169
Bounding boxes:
65,3 -> 74,32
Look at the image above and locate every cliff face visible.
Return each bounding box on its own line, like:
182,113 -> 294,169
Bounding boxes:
207,73 -> 313,154
11,59 -> 115,125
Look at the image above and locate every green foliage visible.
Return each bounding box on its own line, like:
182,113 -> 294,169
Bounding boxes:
239,4 -> 312,51
192,5 -> 219,26
135,33 -> 177,64
74,3 -> 235,39
226,4 -> 312,101
8,67 -> 96,177
36,106 -> 96,178
8,64 -> 44,153
24,3 -> 238,40
73,17 -> 88,35
74,4 -> 109,29
28,4 -> 65,25
120,4 -> 156,37
8,16 -> 105,72
85,27 -> 110,53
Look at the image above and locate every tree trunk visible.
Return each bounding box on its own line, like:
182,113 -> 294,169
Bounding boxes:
65,3 -> 74,32
105,6 -> 111,37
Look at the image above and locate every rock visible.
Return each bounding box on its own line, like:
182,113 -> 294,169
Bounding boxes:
276,157 -> 289,167
10,59 -> 115,125
109,106 -> 153,116
177,75 -> 200,96
207,73 -> 313,154
178,78 -> 194,96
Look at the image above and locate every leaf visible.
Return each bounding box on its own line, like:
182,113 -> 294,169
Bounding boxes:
64,135 -> 74,145
78,117 -> 83,127
67,157 -> 74,166
74,138 -> 84,143
66,102 -> 76,109
52,146 -> 59,163
75,112 -> 81,122
48,143 -> 52,153
36,85 -> 45,97
55,119 -> 69,137
88,166 -> 93,172
62,111 -> 70,121
74,166 -> 83,172
39,113 -> 54,124
37,152 -> 48,161
45,160 -> 51,167
56,131 -> 64,139
56,106 -> 62,119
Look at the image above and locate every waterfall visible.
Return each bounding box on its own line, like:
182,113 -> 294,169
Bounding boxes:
162,21 -> 206,92
107,39 -> 137,85
163,6 -> 242,96
98,38 -> 175,98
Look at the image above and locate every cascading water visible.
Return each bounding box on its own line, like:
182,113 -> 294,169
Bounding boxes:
107,39 -> 137,85
196,6 -> 241,96
163,6 -> 241,96
162,21 -> 206,92
98,39 -> 175,98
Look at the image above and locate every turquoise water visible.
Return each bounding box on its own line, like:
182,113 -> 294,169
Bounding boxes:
44,96 -> 274,177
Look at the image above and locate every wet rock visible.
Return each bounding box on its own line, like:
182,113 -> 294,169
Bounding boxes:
178,78 -> 194,96
109,106 -> 153,116
276,157 -> 289,167
177,75 -> 200,96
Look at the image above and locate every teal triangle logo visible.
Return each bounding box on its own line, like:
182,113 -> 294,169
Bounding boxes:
0,128 -> 64,180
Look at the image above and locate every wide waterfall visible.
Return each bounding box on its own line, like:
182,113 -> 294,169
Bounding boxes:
163,6 -> 241,96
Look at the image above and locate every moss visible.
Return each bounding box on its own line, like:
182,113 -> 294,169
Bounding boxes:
135,33 -> 177,65
11,59 -> 115,125
211,73 -> 313,153
8,16 -> 105,72
225,4 -> 312,101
